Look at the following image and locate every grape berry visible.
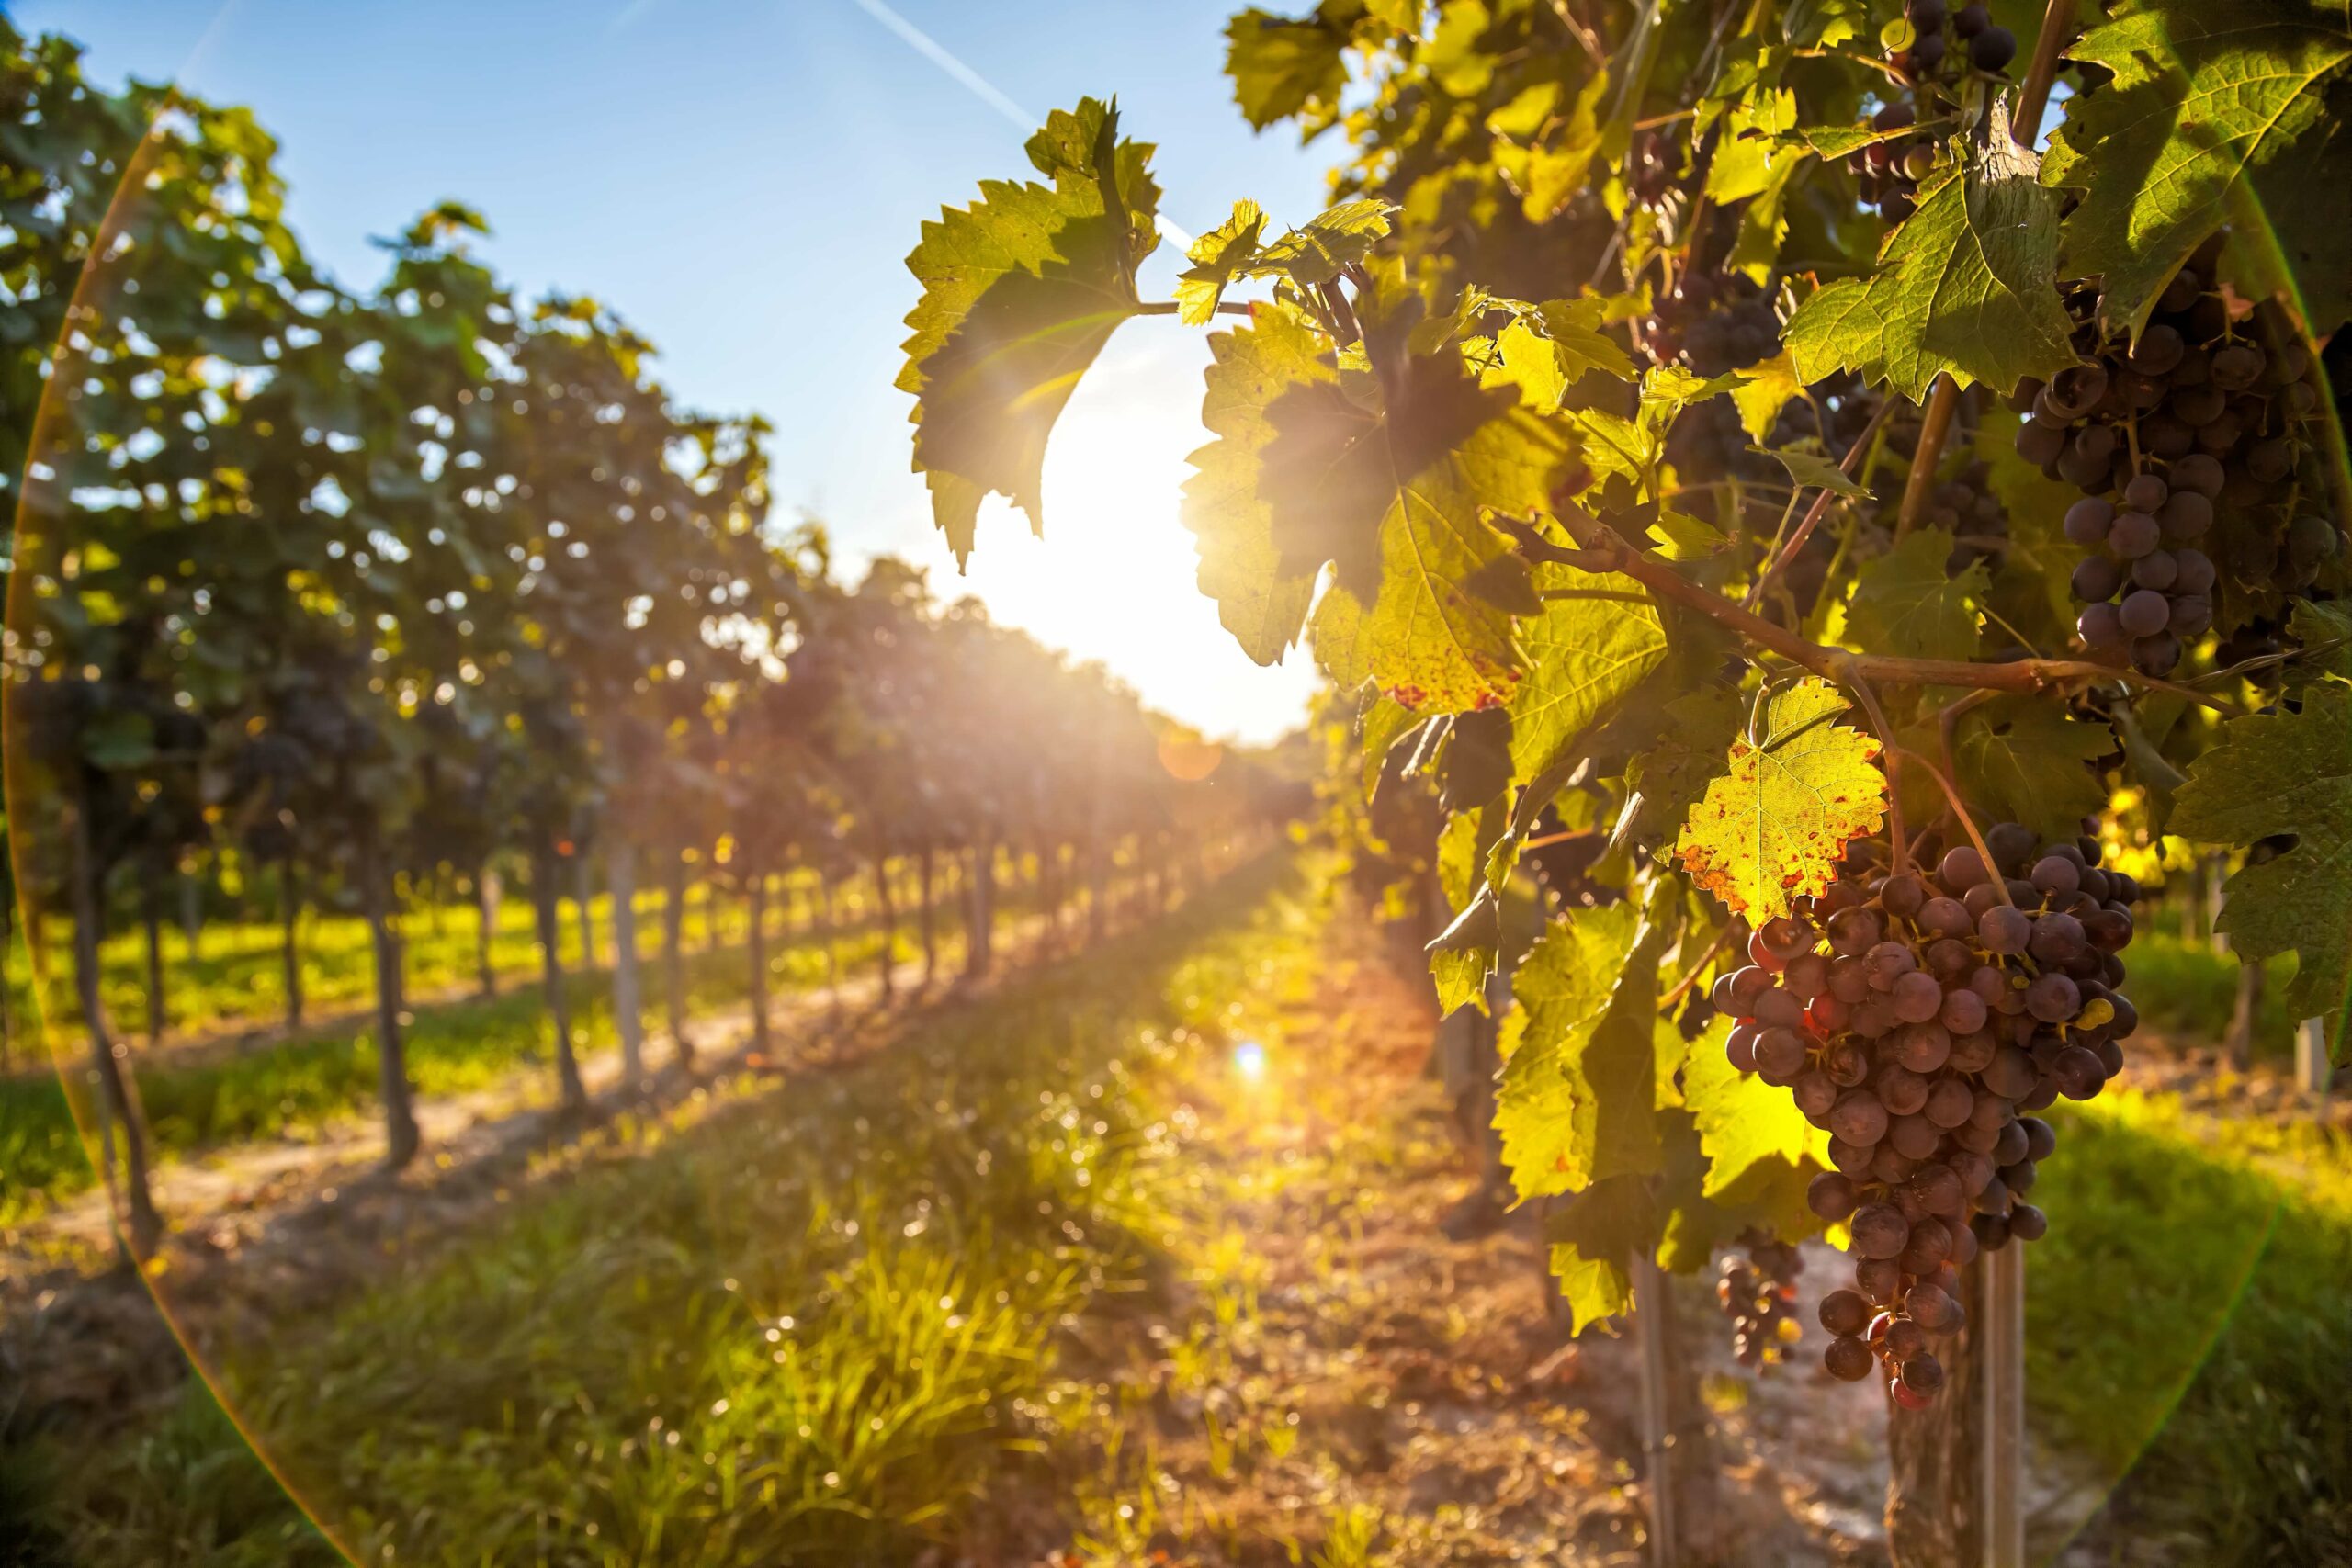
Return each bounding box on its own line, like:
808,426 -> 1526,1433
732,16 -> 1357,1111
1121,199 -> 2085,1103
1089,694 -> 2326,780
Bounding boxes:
1712,819 -> 2139,1404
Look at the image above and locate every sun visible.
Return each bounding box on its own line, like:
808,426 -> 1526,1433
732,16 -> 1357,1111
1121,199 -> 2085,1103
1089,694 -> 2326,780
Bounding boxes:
946,334 -> 1319,745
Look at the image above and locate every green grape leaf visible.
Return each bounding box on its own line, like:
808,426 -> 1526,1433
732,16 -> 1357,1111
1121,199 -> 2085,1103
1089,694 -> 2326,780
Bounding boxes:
1470,298 -> 1639,413
1733,349 -> 1805,443
1428,875 -> 1502,1014
1225,8 -> 1352,131
1563,407 -> 1663,493
1359,692 -> 1423,797
1783,106 -> 2076,401
899,99 -> 1159,564
1505,576 -> 1670,782
1254,197 -> 1400,288
1544,1174 -> 1656,1333
2049,0 -> 2352,340
2288,598 -> 2352,688
1619,685 -> 1745,851
2171,683 -> 2352,1060
1681,1013 -> 1828,1238
1495,886 -> 1673,1202
1647,508 -> 1734,561
1419,0 -> 1500,96
1181,306 -> 1328,664
1491,73 -> 1611,222
1752,443 -> 1869,501
1675,678 -> 1888,922
1840,527 -> 1986,662
1955,694 -> 2114,844
1175,200 -> 1269,325
1794,121 -> 1918,160
1638,365 -> 1750,437
1279,351 -> 1566,711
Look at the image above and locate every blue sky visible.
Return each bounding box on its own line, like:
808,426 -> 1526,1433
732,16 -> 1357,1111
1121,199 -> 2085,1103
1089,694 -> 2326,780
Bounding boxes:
15,0 -> 1336,741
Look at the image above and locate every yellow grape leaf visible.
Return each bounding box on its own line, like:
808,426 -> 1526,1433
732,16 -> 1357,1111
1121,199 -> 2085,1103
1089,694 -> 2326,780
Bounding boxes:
1674,677 -> 1887,921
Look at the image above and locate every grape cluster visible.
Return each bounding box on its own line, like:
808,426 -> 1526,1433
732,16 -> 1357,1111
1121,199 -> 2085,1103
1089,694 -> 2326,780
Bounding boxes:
2013,235 -> 2342,674
1716,1233 -> 1804,1370
1711,819 -> 2141,1405
1890,1 -> 2018,85
1633,272 -> 1781,378
1849,5 -> 2018,224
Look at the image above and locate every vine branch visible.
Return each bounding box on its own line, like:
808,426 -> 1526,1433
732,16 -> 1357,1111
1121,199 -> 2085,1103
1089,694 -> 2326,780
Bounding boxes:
1747,396 -> 1894,609
1504,513 -> 2245,714
2014,0 -> 2078,142
1894,377 -> 1962,540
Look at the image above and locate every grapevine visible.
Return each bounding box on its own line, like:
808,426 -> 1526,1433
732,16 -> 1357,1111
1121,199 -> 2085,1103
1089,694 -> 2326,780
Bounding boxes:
894,0 -> 2352,1555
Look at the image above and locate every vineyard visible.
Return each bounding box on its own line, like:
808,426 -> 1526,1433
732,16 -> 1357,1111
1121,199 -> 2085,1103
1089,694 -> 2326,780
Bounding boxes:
3,2 -> 2350,1566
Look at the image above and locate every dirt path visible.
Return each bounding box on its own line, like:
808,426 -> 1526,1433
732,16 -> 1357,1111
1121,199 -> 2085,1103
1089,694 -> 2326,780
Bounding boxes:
1006,897 -> 2132,1567
998,899 -> 1710,1565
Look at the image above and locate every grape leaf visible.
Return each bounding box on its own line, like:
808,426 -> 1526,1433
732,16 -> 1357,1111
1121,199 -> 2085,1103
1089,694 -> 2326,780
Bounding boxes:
2048,0 -> 2352,339
1955,694 -> 2114,845
1489,73 -> 1611,223
1618,684 -> 1745,851
1732,349 -> 1804,442
1253,197 -> 1400,287
1544,1174 -> 1655,1333
1181,306 -> 1329,664
1225,7 -> 1352,131
1494,889 -> 1671,1202
2171,682 -> 2352,1060
2288,598 -> 2352,688
1674,678 -> 1887,922
1504,575 -> 1669,782
1647,508 -> 1734,561
1469,298 -> 1639,412
1839,527 -> 1986,661
1783,106 -> 2076,402
1681,1012 -> 1828,1239
1175,200 -> 1269,324
1359,691 -> 1422,796
1794,121 -> 1918,159
1428,875 -> 1502,1015
1752,443 -> 1868,501
1273,346 -> 1566,711
899,99 -> 1159,564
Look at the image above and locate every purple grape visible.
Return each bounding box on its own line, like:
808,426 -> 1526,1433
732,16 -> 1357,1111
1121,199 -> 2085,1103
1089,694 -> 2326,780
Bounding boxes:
2109,512 -> 2162,558
2118,589 -> 2171,637
2063,497 -> 2113,546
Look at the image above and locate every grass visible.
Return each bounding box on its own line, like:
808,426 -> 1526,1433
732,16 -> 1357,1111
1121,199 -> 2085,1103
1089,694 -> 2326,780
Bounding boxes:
8,850 -> 1316,1566
2027,1087 -> 2352,1563
2119,930 -> 2301,1061
0,873 -> 1046,1225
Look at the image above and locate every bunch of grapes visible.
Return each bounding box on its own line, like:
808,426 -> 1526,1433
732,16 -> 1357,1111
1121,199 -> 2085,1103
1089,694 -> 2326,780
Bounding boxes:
1711,818 -> 2141,1405
1633,271 -> 1781,378
2013,234 -> 2342,674
1849,4 -> 2019,224
1716,1233 -> 1805,1370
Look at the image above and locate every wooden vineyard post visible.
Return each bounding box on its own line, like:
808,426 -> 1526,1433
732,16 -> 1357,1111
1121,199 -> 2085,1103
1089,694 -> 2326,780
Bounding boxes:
1982,1244 -> 2026,1568
2297,1017 -> 2334,1095
1631,1252 -> 1679,1568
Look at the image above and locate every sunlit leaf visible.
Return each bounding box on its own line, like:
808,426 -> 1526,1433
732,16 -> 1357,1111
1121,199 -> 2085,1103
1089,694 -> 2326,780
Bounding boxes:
2170,684 -> 2352,1059
1674,678 -> 1887,922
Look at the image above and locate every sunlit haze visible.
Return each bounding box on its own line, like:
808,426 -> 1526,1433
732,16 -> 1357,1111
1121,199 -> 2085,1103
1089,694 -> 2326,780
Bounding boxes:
947,333 -> 1323,744
21,0 -> 1334,742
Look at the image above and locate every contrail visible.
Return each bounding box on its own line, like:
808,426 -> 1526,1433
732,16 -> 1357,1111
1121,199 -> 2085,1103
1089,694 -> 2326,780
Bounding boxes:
847,0 -> 1193,249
